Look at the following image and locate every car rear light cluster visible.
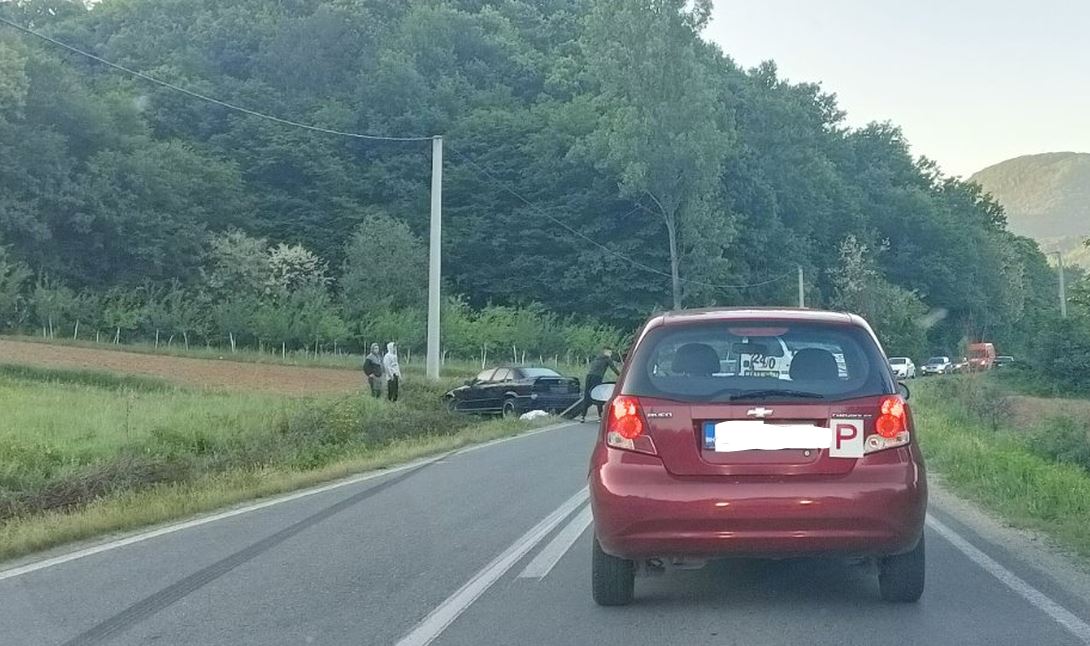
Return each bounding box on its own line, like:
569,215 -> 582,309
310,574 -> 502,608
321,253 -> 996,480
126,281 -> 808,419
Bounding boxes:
865,395 -> 910,454
605,396 -> 657,455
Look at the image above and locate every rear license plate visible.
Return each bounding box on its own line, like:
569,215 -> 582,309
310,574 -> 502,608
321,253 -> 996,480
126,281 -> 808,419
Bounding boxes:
550,385 -> 569,394
703,420 -> 864,457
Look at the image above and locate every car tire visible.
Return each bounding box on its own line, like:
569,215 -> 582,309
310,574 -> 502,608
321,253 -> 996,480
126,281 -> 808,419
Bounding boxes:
446,397 -> 459,413
502,398 -> 518,419
592,537 -> 635,606
878,535 -> 925,602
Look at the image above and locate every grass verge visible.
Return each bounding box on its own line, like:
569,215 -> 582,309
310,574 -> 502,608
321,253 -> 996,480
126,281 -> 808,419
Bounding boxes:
0,364 -> 553,563
914,378 -> 1090,559
0,417 -> 538,563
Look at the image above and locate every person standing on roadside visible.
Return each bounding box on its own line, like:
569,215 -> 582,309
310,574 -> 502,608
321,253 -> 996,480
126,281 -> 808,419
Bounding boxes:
384,342 -> 402,402
580,347 -> 620,422
363,343 -> 384,398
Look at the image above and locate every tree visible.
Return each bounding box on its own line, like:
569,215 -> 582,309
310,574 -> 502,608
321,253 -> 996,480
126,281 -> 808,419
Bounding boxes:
340,211 -> 426,318
29,275 -> 75,338
266,242 -> 330,294
0,239 -> 31,329
582,0 -> 731,309
205,230 -> 270,299
829,235 -> 928,357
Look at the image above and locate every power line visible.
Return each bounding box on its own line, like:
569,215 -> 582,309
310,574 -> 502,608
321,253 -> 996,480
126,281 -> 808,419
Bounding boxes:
447,145 -> 794,292
0,15 -> 433,142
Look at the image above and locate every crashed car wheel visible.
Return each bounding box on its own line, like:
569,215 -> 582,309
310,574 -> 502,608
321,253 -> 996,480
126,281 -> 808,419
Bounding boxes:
446,397 -> 459,413
502,398 -> 518,419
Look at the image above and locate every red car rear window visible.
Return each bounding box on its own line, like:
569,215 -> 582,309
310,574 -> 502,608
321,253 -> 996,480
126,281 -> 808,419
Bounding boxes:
623,320 -> 895,403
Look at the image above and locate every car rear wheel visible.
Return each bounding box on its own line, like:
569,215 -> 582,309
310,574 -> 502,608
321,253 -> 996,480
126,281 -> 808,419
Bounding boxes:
878,535 -> 925,602
592,537 -> 634,606
502,398 -> 518,419
445,397 -> 459,413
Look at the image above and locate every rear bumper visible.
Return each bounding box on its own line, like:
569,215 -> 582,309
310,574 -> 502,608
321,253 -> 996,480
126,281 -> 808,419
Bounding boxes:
590,449 -> 927,560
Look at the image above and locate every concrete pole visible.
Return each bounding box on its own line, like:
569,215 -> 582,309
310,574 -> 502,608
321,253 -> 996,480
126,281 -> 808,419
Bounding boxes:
797,266 -> 805,308
1054,252 -> 1067,319
426,136 -> 443,379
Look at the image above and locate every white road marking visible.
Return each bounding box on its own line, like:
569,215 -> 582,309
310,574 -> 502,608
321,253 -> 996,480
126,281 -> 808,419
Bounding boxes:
928,515 -> 1090,644
517,504 -> 593,579
395,487 -> 589,646
0,421 -> 576,582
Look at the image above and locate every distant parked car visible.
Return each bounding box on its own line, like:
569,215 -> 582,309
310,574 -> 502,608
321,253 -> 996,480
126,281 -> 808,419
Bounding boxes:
920,356 -> 952,376
995,355 -> 1015,368
889,357 -> 916,379
951,357 -> 970,374
444,366 -> 580,417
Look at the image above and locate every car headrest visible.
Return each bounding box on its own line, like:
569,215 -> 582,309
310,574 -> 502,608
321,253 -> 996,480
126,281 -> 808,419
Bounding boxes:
672,343 -> 720,377
789,348 -> 838,381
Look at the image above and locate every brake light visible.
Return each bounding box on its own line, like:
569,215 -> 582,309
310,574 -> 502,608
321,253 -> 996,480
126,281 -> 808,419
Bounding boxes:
866,395 -> 910,454
605,395 -> 657,455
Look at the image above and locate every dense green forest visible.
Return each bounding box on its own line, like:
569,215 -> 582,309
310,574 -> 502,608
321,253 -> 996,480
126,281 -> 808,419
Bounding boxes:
0,0 -> 1080,361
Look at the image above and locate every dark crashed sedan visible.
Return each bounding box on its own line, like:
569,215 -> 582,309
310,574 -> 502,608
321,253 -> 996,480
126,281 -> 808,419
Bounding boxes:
444,367 -> 581,417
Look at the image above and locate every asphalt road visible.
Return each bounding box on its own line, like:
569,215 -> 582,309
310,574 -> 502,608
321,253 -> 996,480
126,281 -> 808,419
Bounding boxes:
2,422 -> 1090,646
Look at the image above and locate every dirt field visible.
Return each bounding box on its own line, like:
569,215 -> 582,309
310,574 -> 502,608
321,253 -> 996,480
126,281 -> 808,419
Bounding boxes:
0,339 -> 360,395
1008,394 -> 1090,429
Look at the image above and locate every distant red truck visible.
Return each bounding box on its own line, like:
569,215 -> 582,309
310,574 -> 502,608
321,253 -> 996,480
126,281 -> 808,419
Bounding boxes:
967,342 -> 997,371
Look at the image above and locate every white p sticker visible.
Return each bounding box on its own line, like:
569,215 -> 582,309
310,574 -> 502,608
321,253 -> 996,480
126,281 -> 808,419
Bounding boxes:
829,419 -> 864,458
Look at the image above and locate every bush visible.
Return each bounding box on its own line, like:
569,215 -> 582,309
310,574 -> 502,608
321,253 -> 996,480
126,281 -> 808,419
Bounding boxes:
932,375 -> 1012,432
1029,416 -> 1090,473
1027,316 -> 1090,395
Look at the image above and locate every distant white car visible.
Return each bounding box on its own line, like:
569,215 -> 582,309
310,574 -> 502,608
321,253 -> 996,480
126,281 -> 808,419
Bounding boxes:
889,357 -> 916,379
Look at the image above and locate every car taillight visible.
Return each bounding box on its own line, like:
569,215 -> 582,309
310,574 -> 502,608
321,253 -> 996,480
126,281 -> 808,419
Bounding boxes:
866,395 -> 910,454
605,395 -> 657,455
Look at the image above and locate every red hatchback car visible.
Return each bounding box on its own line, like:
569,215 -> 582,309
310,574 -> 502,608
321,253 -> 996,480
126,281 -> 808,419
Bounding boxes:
588,308 -> 927,605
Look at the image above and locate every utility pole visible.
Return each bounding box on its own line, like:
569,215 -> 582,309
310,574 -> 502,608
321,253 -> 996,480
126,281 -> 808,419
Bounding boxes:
1053,252 -> 1067,319
797,266 -> 805,308
426,136 -> 443,379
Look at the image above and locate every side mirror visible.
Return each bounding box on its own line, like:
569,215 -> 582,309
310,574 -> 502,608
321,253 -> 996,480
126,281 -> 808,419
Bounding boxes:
590,383 -> 615,403
897,382 -> 911,400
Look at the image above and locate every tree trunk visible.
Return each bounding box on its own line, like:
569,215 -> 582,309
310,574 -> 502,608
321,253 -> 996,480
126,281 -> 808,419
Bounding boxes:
183,330 -> 189,350
664,211 -> 682,310
114,327 -> 120,344
73,320 -> 79,340
229,332 -> 236,353
155,329 -> 160,348
167,334 -> 174,347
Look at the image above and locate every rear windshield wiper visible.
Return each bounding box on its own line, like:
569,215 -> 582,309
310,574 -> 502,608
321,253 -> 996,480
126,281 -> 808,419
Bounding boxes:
727,389 -> 825,402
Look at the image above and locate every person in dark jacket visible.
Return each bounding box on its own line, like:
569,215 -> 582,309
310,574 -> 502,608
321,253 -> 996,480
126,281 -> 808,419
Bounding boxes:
580,347 -> 620,422
363,343 -> 384,398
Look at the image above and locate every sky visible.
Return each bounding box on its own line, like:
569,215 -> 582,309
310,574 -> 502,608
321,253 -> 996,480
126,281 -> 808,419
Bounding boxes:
705,0 -> 1090,177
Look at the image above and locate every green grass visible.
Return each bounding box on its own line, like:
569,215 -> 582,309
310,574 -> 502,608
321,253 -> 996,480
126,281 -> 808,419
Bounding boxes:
0,363 -> 175,392
0,365 -> 548,561
914,378 -> 1090,558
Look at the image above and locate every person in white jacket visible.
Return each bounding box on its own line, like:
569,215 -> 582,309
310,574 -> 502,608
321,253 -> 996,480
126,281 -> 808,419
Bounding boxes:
383,342 -> 402,402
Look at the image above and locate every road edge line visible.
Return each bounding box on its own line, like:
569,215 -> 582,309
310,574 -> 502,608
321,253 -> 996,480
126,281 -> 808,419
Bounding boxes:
927,515 -> 1090,644
0,421 -> 576,582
